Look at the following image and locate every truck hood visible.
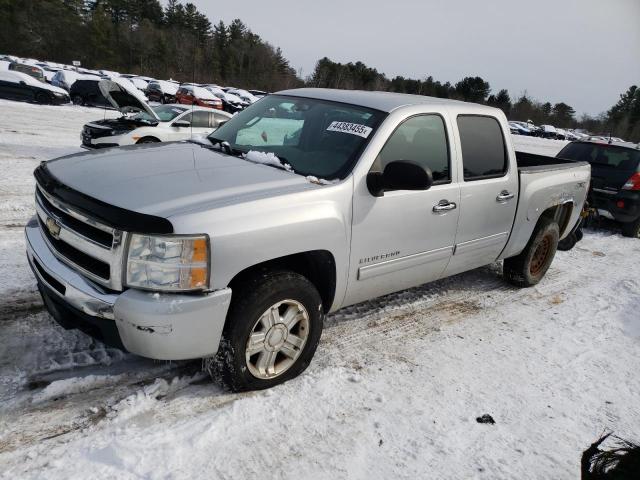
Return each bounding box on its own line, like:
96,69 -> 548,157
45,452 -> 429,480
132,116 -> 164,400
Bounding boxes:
43,142 -> 318,219
99,78 -> 158,120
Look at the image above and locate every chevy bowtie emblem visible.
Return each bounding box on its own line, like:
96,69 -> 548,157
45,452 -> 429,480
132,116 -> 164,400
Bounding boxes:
45,217 -> 61,240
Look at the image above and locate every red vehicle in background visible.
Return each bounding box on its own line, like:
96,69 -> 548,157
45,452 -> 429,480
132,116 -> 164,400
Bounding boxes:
175,85 -> 223,110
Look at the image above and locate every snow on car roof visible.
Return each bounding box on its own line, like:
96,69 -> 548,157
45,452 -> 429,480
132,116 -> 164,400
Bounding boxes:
0,70 -> 67,94
276,87 -> 490,113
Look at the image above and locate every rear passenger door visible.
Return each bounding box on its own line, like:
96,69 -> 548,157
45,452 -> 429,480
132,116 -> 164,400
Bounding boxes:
443,115 -> 518,276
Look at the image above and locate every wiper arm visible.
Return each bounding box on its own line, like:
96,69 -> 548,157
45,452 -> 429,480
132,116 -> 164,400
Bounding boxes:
206,136 -> 233,154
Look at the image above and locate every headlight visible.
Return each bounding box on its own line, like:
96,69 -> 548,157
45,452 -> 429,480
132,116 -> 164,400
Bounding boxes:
125,234 -> 209,292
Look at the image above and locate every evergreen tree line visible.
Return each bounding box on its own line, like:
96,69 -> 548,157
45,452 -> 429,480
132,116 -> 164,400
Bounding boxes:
0,0 -> 302,91
309,58 -> 640,142
0,1 -> 638,141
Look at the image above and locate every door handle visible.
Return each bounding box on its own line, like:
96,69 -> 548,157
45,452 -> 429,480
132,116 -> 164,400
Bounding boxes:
496,190 -> 515,202
433,200 -> 457,213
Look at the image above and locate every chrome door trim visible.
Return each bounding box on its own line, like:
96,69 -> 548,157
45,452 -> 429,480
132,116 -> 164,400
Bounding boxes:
454,232 -> 509,255
358,245 -> 453,280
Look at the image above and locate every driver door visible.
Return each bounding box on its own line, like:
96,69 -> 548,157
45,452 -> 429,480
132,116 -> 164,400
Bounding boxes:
344,114 -> 460,306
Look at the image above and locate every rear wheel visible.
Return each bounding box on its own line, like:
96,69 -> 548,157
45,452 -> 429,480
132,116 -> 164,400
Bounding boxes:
72,95 -> 84,105
504,219 -> 559,287
210,271 -> 323,392
621,218 -> 640,238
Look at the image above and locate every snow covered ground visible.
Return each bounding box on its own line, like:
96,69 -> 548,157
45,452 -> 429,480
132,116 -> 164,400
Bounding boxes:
0,100 -> 639,479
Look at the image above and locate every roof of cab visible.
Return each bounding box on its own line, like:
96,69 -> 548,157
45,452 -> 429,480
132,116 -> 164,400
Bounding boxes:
275,87 -> 493,114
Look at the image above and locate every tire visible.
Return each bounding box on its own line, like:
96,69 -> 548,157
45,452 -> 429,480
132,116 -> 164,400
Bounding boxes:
72,95 -> 84,105
211,271 -> 324,392
621,218 -> 640,238
557,232 -> 577,251
136,137 -> 160,144
35,92 -> 50,104
504,219 -> 560,287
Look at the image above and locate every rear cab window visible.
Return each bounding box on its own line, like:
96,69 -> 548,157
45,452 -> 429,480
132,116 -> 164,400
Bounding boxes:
457,115 -> 508,180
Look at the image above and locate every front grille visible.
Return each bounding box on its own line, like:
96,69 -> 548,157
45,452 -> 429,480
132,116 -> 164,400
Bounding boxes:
83,124 -> 114,139
35,186 -> 126,290
37,190 -> 113,247
38,217 -> 110,280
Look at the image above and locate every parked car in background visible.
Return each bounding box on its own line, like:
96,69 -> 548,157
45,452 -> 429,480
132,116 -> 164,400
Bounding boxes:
146,80 -> 178,104
248,89 -> 268,98
0,70 -> 69,104
51,70 -> 100,91
204,86 -> 248,113
539,125 -> 559,139
508,121 -> 531,135
175,85 -> 223,109
226,88 -> 259,104
80,78 -> 231,148
9,62 -> 45,82
69,79 -> 111,107
558,140 -> 640,238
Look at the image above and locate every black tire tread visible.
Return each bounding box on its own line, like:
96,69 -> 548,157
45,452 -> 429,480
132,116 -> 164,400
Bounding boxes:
211,271 -> 323,392
504,218 -> 559,287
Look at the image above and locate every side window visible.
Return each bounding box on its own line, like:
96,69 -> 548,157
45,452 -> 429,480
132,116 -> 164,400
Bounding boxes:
457,115 -> 507,180
210,112 -> 227,127
374,114 -> 450,182
191,111 -> 210,128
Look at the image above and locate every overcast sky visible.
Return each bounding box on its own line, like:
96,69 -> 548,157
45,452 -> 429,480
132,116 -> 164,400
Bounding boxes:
189,0 -> 639,115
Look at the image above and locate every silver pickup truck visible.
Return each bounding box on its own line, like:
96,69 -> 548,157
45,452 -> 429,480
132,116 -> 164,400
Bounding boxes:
26,88 -> 590,390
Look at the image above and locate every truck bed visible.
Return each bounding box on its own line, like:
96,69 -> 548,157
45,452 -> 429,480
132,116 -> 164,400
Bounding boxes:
515,151 -> 589,173
499,152 -> 591,260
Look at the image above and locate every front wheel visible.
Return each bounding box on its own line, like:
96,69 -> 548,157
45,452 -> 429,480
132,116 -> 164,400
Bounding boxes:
504,219 -> 559,287
211,271 -> 323,391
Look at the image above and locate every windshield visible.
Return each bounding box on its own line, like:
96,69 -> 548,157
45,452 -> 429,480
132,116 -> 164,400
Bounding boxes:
207,94 -> 385,179
131,105 -> 187,123
559,142 -> 640,172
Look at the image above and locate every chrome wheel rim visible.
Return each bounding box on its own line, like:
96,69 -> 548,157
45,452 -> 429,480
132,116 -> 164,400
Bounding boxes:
245,299 -> 310,380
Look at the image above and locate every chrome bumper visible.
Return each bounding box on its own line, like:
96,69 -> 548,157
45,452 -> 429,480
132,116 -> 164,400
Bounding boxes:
26,216 -> 117,319
26,217 -> 232,360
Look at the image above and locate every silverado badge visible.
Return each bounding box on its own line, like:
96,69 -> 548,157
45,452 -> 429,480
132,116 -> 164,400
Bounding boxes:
45,217 -> 61,240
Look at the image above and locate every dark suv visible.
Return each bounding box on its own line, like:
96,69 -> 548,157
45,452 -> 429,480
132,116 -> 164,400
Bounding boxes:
558,140 -> 640,238
69,79 -> 110,107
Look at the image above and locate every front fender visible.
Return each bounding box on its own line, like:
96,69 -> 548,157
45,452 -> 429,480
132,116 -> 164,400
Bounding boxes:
169,178 -> 353,311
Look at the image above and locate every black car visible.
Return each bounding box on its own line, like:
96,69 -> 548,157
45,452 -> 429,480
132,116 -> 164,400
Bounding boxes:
69,79 -> 111,107
146,81 -> 177,104
558,140 -> 640,238
0,70 -> 69,104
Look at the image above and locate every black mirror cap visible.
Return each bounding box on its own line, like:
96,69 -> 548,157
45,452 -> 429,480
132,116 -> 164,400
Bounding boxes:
366,171 -> 385,197
367,161 -> 433,197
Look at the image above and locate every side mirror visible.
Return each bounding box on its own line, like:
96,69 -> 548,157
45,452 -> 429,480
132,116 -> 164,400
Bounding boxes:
367,161 -> 433,197
173,120 -> 190,128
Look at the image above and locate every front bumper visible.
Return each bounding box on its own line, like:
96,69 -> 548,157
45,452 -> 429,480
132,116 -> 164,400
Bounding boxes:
26,217 -> 232,360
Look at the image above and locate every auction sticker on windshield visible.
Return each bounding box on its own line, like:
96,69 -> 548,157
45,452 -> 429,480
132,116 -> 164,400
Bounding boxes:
326,121 -> 372,138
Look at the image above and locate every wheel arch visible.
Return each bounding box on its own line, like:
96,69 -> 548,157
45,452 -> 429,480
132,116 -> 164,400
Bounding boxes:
227,250 -> 337,313
538,202 -> 574,237
136,136 -> 161,144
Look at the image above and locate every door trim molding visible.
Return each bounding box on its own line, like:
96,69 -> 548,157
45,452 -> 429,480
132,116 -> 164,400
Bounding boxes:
454,232 -> 509,255
358,245 -> 453,280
